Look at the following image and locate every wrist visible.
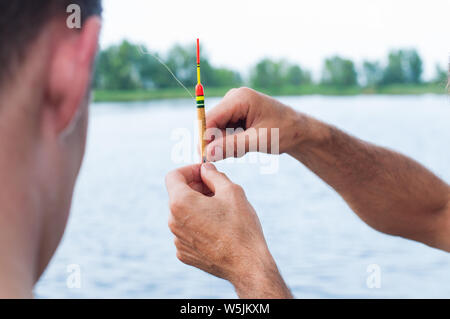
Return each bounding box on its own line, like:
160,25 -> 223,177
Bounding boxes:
285,111 -> 331,158
229,249 -> 292,299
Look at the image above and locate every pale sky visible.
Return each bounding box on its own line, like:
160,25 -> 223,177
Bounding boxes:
100,0 -> 449,80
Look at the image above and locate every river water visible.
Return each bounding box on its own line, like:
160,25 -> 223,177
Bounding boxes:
35,95 -> 450,298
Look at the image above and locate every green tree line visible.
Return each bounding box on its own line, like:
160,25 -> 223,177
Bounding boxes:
94,40 -> 447,91
94,40 -> 242,90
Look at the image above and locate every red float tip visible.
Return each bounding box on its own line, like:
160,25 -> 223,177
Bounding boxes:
195,83 -> 204,96
196,38 -> 200,65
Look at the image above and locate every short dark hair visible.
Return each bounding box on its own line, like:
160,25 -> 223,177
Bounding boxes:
0,0 -> 102,87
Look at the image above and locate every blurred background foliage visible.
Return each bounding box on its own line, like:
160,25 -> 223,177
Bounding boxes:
93,40 -> 447,96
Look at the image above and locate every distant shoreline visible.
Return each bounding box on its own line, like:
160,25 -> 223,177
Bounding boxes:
93,84 -> 447,102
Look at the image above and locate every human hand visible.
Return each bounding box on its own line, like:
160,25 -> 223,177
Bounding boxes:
205,87 -> 305,162
165,163 -> 292,298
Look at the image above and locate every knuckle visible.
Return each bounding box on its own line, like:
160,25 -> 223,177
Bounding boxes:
169,198 -> 184,214
217,172 -> 227,180
231,183 -> 244,195
225,88 -> 238,97
176,251 -> 188,264
222,183 -> 234,193
169,191 -> 195,214
235,87 -> 254,98
168,217 -> 177,233
223,182 -> 243,195
165,170 -> 176,186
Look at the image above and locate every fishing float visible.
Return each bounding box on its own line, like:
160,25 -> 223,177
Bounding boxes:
195,38 -> 207,163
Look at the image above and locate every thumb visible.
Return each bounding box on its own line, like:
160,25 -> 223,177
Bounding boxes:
206,130 -> 257,162
200,163 -> 232,194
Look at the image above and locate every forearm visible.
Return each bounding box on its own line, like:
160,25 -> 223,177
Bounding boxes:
288,112 -> 450,250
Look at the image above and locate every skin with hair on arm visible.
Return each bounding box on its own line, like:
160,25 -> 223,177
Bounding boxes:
165,163 -> 293,298
205,87 -> 450,252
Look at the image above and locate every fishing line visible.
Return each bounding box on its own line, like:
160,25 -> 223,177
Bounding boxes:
138,46 -> 194,99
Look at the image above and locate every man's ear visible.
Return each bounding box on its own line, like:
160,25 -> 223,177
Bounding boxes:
47,17 -> 101,134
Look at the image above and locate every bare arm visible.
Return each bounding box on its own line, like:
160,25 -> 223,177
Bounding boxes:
205,87 -> 450,251
290,114 -> 450,251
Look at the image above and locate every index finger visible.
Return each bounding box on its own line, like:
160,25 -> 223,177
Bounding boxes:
206,89 -> 250,129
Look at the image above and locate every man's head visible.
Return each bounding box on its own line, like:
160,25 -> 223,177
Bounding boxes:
0,0 -> 102,282
0,1 -> 102,88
